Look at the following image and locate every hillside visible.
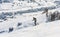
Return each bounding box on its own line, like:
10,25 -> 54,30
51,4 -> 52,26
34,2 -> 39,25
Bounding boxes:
0,0 -> 60,37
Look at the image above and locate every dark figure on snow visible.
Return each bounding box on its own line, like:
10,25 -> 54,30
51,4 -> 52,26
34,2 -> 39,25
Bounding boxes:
42,8 -> 48,17
42,8 -> 51,22
33,17 -> 37,26
51,12 -> 55,21
9,27 -> 13,32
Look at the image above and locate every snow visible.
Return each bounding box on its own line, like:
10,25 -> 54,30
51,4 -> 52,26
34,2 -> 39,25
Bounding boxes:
0,20 -> 60,37
0,0 -> 60,37
0,0 -> 57,12
0,10 -> 59,37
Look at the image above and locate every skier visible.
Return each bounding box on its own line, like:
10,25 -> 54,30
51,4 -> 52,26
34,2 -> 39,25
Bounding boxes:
33,17 -> 37,26
42,8 -> 48,17
42,8 -> 51,22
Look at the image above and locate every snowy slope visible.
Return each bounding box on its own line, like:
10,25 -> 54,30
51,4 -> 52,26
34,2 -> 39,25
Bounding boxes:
0,8 -> 59,33
0,20 -> 60,37
0,0 -> 60,37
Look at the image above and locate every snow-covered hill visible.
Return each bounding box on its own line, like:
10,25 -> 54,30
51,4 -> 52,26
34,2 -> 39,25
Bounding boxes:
0,20 -> 60,37
0,0 -> 60,37
0,8 -> 60,37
